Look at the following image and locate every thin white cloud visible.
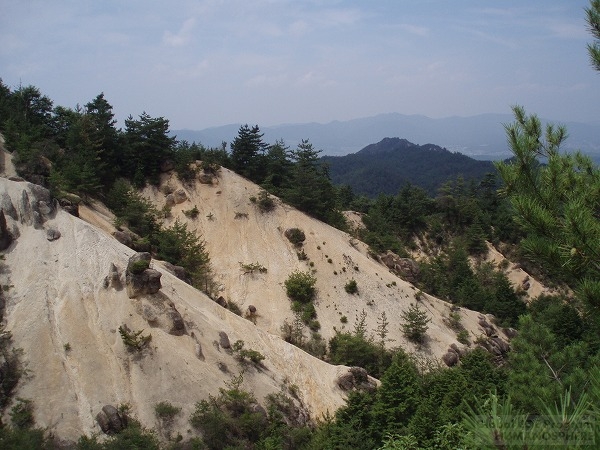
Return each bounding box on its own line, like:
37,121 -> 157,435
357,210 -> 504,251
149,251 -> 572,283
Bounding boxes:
289,20 -> 309,36
245,73 -> 288,87
398,24 -> 430,37
545,21 -> 588,39
163,18 -> 196,47
296,70 -> 336,88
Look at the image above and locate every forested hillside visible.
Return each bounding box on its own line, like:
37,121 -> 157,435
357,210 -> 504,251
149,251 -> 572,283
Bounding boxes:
1,2 -> 600,445
322,137 -> 496,196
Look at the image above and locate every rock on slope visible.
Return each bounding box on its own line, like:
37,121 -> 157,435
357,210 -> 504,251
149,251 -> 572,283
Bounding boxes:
141,167 -> 494,359
0,178 -> 351,441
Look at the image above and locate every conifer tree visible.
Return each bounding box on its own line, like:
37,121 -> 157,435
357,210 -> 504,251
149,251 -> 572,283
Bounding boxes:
587,0 -> 600,71
230,124 -> 268,182
495,106 -> 600,317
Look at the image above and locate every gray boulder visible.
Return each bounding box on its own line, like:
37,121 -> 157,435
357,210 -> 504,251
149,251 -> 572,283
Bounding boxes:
126,253 -> 162,298
113,230 -> 133,247
219,331 -> 231,349
46,227 -> 61,241
442,351 -> 459,367
167,308 -> 186,335
165,193 -> 176,207
0,210 -> 12,250
96,405 -> 125,434
379,251 -> 420,283
173,189 -> 187,204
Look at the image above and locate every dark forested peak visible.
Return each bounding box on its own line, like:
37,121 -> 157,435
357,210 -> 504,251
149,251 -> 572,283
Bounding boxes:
322,137 -> 495,196
358,137 -> 417,155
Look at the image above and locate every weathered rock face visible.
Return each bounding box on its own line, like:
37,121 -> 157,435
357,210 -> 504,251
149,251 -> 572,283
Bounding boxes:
139,297 -> 186,335
163,262 -> 190,284
167,307 -> 185,335
15,184 -> 56,228
477,315 -> 511,363
198,173 -> 213,184
113,230 -> 133,248
173,189 -> 187,204
58,197 -> 79,217
0,210 -> 12,250
219,331 -> 231,349
105,263 -> 122,289
96,405 -> 127,435
46,227 -> 61,241
442,351 -> 459,367
165,193 -> 176,207
336,367 -> 376,392
125,253 -> 162,298
379,251 -> 420,283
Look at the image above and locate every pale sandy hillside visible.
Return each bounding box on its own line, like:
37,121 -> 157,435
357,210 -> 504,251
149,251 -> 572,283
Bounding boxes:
484,243 -> 555,301
141,167 -> 494,360
0,134 -> 17,178
0,178 -> 353,441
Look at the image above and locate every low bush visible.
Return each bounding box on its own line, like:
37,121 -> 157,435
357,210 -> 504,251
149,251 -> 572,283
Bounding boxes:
344,279 -> 358,294
128,259 -> 149,274
154,401 -> 181,425
119,326 -> 152,351
232,340 -> 266,365
285,228 -> 306,246
285,271 -> 316,303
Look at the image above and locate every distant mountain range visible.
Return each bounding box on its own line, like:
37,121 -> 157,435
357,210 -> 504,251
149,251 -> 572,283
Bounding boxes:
321,137 -> 496,197
173,112 -> 600,160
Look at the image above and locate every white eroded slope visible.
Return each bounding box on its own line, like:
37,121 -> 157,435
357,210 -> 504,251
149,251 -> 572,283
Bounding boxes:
0,178 -> 349,440
142,168 -> 488,359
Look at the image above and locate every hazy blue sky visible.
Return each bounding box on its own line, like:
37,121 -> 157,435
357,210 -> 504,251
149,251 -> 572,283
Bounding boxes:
2,0 -> 599,129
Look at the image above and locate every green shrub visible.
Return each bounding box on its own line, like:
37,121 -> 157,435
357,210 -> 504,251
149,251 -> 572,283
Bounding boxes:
232,340 -> 266,365
308,319 -> 321,332
119,326 -> 151,351
10,398 -> 34,429
256,190 -> 275,212
284,271 -> 316,303
128,259 -> 149,274
227,301 -> 242,316
189,375 -> 267,448
457,329 -> 470,345
285,228 -> 306,246
154,401 -> 181,424
344,279 -> 358,294
154,219 -> 211,289
240,262 -> 267,274
183,205 -> 200,219
0,328 -> 26,409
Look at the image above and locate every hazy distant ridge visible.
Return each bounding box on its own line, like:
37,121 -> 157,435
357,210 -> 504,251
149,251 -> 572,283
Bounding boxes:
173,112 -> 600,159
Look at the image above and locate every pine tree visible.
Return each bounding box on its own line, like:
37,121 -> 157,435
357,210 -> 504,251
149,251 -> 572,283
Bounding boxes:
495,106 -> 600,318
85,93 -> 121,186
124,112 -> 176,186
230,124 -> 268,182
400,303 -> 431,343
587,0 -> 600,71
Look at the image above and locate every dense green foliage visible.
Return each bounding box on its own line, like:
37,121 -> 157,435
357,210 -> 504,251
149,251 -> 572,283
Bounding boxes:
284,270 -> 316,304
322,137 -> 497,197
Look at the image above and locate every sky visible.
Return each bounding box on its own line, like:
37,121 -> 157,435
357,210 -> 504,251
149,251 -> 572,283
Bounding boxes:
1,0 -> 599,129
